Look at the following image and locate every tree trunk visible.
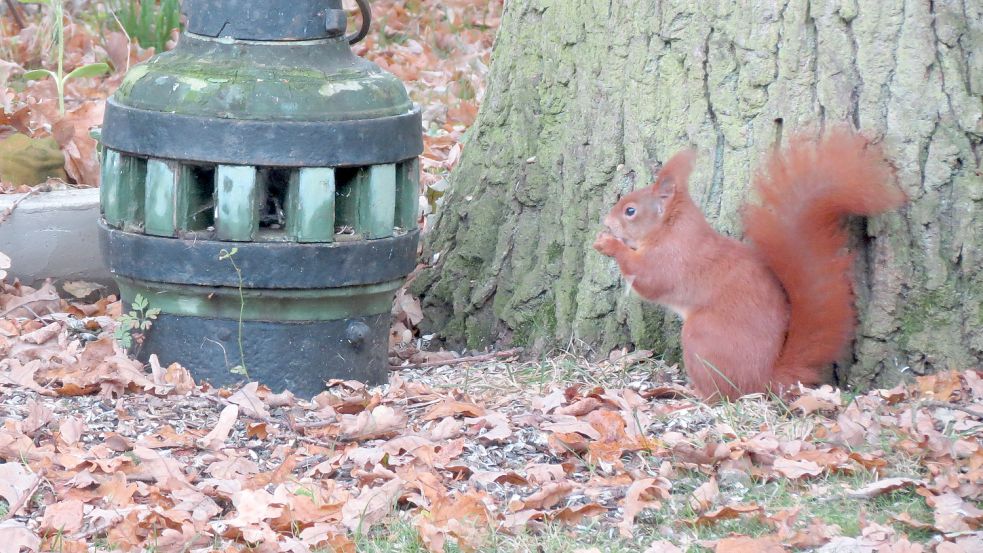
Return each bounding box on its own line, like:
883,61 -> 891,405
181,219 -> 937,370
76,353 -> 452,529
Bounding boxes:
413,0 -> 983,389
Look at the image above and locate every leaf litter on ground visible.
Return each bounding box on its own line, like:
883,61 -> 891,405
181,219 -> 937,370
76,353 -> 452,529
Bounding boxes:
1,274 -> 981,551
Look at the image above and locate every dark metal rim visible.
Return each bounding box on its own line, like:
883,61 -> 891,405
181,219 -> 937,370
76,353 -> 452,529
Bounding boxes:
100,222 -> 420,289
116,277 -> 401,321
100,98 -> 423,167
347,0 -> 372,44
183,0 -> 347,42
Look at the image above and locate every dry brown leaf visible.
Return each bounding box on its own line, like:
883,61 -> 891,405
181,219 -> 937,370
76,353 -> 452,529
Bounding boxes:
61,280 -> 104,299
128,446 -> 192,489
713,535 -> 786,553
928,492 -> 983,533
940,535 -> 983,553
415,492 -> 492,553
341,479 -> 402,532
890,512 -> 933,531
423,399 -> 486,420
0,359 -> 47,394
785,518 -> 842,548
339,404 -> 407,440
689,477 -> 719,513
19,321 -> 60,344
155,526 -> 214,552
772,458 -> 823,479
246,422 -> 269,439
541,417 -> 602,440
148,355 -> 196,395
300,524 -> 356,551
524,463 -> 568,485
23,397 -> 53,434
58,415 -> 84,446
516,481 -> 573,511
551,503 -> 606,524
790,386 -> 842,414
0,463 -> 38,516
227,488 -> 284,527
0,520 -> 41,553
916,372 -> 963,401
39,498 -> 85,534
1,281 -> 61,318
694,504 -> 763,526
228,382 -> 271,419
198,403 -> 240,450
877,537 -> 926,553
847,477 -> 925,499
96,471 -> 137,508
618,477 -> 671,537
428,416 -> 464,440
644,541 -> 685,553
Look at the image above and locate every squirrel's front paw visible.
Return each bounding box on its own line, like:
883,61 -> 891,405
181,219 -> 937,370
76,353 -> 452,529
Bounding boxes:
593,231 -> 621,257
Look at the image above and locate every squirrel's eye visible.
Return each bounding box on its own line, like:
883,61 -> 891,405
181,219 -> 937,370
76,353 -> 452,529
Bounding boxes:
625,207 -> 636,217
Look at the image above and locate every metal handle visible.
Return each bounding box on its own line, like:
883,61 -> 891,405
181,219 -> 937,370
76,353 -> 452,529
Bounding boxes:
347,0 -> 371,45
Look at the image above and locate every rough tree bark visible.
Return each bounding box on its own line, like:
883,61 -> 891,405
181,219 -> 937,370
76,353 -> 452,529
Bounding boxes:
413,0 -> 983,389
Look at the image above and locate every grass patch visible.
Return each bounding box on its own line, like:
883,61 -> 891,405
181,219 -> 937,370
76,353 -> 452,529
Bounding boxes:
354,518 -> 656,553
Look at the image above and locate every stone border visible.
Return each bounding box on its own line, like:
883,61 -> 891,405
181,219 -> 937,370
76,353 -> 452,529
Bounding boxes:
0,188 -> 115,289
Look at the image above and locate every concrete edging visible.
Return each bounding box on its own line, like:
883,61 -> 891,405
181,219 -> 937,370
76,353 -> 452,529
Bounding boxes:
0,188 -> 115,289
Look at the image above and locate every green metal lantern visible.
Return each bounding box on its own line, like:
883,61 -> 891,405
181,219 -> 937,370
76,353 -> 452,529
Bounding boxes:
99,0 -> 422,396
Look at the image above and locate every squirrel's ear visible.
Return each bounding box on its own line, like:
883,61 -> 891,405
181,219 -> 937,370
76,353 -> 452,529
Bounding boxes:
652,149 -> 696,198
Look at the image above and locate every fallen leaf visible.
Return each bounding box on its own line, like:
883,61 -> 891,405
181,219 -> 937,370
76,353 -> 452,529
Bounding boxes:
618,477 -> 671,537
713,535 -> 786,553
0,520 -> 41,553
423,399 -> 486,420
0,464 -> 37,516
339,404 -> 407,440
341,479 -> 402,532
19,321 -> 60,344
689,477 -> 719,513
39,499 -> 85,534
928,492 -> 983,533
61,280 -> 104,299
847,477 -> 925,499
516,481 -> 573,511
58,416 -> 84,446
197,403 -> 240,450
551,503 -> 606,524
645,541 -> 685,553
772,458 -> 823,479
694,504 -> 763,526
228,381 -> 271,419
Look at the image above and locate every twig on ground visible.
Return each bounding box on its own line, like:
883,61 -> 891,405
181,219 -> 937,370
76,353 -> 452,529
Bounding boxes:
920,400 -> 983,419
390,347 -> 524,372
1,470 -> 44,520
4,0 -> 26,31
0,187 -> 40,226
0,298 -> 56,319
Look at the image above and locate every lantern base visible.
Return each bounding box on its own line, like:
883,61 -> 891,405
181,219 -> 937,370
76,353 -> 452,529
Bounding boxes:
137,312 -> 390,396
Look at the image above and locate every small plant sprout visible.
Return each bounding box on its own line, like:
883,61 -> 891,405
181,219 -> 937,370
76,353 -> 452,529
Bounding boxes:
108,0 -> 182,53
19,0 -> 111,115
219,247 -> 249,379
114,293 -> 160,352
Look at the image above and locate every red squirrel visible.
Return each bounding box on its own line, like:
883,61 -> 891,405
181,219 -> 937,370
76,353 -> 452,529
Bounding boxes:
593,129 -> 906,400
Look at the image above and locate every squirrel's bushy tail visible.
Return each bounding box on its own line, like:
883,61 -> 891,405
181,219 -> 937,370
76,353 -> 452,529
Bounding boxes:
743,128 -> 906,387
